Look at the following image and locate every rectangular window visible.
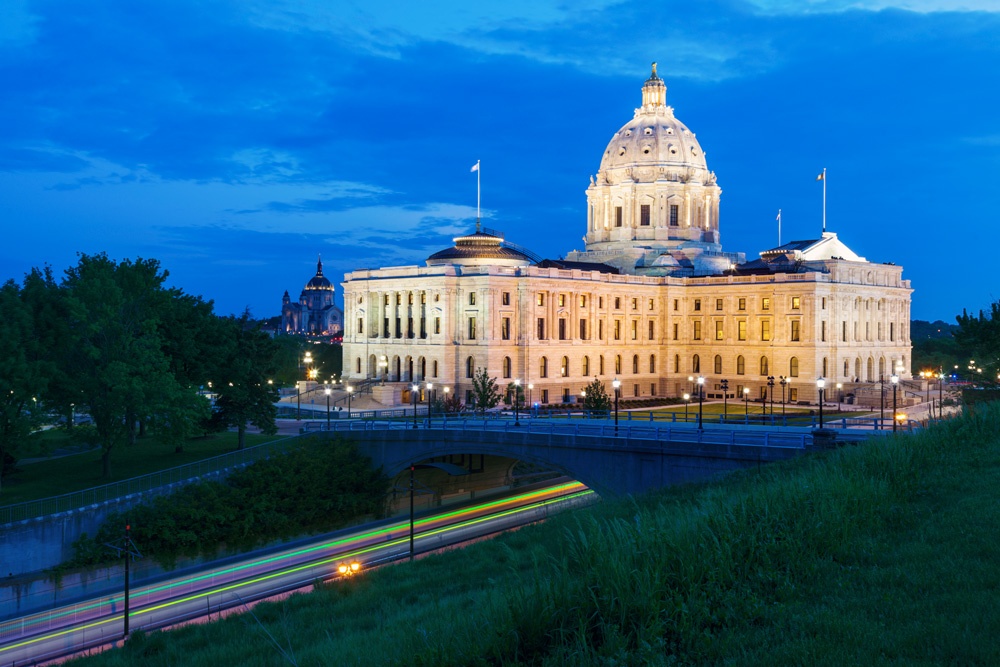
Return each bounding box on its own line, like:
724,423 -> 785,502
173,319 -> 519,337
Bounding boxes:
579,295 -> 587,307
716,298 -> 723,311
715,320 -> 724,340
648,298 -> 654,310
357,318 -> 363,334
537,318 -> 546,340
878,322 -> 882,340
648,320 -> 655,340
821,320 -> 826,342
558,294 -> 566,307
407,317 -> 414,338
694,299 -> 701,311
384,295 -> 390,305
673,322 -> 679,340
541,389 -> 549,404
599,296 -> 604,309
791,320 -> 801,341
615,206 -> 623,227
537,293 -> 545,306
580,318 -> 587,340
631,320 -> 638,340
434,317 -> 441,334
762,297 -> 770,311
822,297 -> 827,309
738,297 -> 746,310
762,320 -> 771,341
738,320 -> 747,341
420,292 -> 426,304
614,320 -> 622,340
669,204 -> 679,226
502,317 -> 511,340
693,321 -> 702,340
631,297 -> 638,310
558,319 -> 567,340
640,204 -> 650,226
502,292 -> 510,306
890,322 -> 895,341
468,317 -> 476,339
598,320 -> 604,340
792,296 -> 801,310
408,293 -> 414,304
842,321 -> 847,342
469,292 -> 476,305
673,299 -> 679,311
790,388 -> 798,402
395,317 -> 401,338
614,297 -> 621,309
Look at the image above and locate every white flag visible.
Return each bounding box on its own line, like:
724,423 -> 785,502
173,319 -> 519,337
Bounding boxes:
816,172 -> 824,181
471,161 -> 480,172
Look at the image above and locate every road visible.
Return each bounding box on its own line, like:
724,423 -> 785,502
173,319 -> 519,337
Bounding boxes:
0,480 -> 594,666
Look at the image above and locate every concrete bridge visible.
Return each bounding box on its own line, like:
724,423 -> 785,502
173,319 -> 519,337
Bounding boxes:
325,419 -> 844,497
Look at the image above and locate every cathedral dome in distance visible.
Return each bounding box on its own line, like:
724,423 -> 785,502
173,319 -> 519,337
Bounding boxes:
303,256 -> 333,291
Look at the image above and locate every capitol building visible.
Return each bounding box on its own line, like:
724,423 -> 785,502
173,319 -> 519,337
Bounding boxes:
340,64 -> 912,406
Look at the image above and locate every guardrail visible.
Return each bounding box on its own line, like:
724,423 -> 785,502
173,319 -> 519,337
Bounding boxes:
0,435 -> 303,526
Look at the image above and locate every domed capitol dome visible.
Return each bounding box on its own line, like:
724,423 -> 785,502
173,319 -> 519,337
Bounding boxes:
569,63 -> 739,275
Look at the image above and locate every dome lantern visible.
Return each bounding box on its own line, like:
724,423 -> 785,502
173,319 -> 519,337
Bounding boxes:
641,62 -> 666,110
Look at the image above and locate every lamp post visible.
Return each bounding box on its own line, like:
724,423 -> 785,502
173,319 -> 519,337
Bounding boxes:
411,384 -> 419,429
720,379 -> 729,422
697,375 -> 705,430
426,382 -> 433,422
816,377 -> 826,428
879,374 -> 885,430
767,376 -> 775,424
346,385 -> 353,418
442,386 -> 450,423
779,376 -> 787,418
612,377 -> 621,434
513,379 -> 521,426
683,393 -> 690,422
324,385 -> 331,430
743,386 -> 750,421
527,383 -> 534,412
836,382 -> 843,412
890,372 -> 899,432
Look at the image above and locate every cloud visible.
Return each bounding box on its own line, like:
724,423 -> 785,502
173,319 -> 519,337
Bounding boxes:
745,0 -> 1000,14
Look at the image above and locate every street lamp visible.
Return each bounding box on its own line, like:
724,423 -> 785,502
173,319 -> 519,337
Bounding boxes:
720,379 -> 729,422
426,381 -> 434,421
743,386 -> 750,420
612,377 -> 621,434
816,377 -> 826,427
767,376 -> 775,423
890,372 -> 899,433
879,374 -> 885,430
527,383 -> 534,411
513,379 -> 521,426
325,385 -> 331,430
683,393 -> 690,422
836,382 -> 843,412
337,562 -> 362,577
779,376 -> 787,418
411,383 -> 419,429
346,385 -> 353,418
697,376 -> 705,430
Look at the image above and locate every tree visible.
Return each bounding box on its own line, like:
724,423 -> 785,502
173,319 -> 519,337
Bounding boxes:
61,254 -> 180,477
582,378 -> 612,415
955,302 -> 1000,384
0,280 -> 51,493
212,314 -> 279,449
440,392 -> 464,414
470,367 -> 501,415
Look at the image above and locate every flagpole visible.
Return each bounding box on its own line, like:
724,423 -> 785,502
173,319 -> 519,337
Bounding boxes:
777,209 -> 782,246
821,167 -> 827,234
477,160 -> 481,223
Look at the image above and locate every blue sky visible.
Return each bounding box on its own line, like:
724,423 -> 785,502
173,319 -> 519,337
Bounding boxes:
1,0 -> 998,322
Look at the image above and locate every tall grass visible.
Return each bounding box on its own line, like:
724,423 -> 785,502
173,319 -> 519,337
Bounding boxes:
72,405 -> 1000,666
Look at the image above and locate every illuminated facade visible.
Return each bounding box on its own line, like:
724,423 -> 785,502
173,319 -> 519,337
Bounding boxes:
341,65 -> 912,405
281,256 -> 344,336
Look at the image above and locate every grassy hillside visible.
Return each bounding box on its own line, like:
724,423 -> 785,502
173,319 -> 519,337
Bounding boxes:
73,405 -> 1000,666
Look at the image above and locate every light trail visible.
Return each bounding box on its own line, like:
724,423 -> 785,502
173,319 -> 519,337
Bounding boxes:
0,481 -> 593,664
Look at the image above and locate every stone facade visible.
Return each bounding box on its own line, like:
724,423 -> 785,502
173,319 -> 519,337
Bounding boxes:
340,64 -> 912,405
282,256 -> 344,336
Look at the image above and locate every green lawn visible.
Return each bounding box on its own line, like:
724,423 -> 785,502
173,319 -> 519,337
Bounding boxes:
0,430 -> 282,506
69,404 -> 1000,666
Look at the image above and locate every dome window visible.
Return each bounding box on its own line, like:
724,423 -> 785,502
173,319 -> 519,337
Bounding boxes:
691,147 -> 698,155
642,145 -> 652,155
625,130 -> 632,136
644,127 -> 653,135
666,127 -> 674,135
619,146 -> 627,156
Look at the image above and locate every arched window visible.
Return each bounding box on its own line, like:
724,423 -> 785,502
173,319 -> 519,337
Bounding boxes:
714,355 -> 723,374
855,357 -> 861,380
736,355 -> 745,375
466,356 -> 474,378
502,356 -> 512,379
760,356 -> 769,376
878,357 -> 885,378
419,357 -> 426,380
693,354 -> 701,373
540,356 -> 548,378
632,355 -> 639,374
789,357 -> 799,377
561,356 -> 569,377
582,356 -> 590,376
615,355 -> 622,374
649,354 -> 656,373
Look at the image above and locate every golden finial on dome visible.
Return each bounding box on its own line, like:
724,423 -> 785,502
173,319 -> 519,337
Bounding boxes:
651,61 -> 657,77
